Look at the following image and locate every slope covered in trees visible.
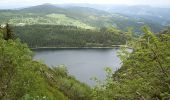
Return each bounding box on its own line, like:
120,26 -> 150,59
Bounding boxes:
0,4 -> 165,32
0,26 -> 92,100
0,24 -> 170,99
13,25 -> 127,48
92,27 -> 170,99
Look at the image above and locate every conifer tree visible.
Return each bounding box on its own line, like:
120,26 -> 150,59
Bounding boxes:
4,23 -> 14,40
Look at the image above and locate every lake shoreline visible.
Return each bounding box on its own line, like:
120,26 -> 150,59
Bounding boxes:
31,45 -> 130,50
33,47 -> 122,86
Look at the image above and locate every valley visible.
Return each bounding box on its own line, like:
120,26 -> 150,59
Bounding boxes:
0,2 -> 170,100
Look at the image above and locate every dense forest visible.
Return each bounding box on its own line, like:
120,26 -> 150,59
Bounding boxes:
13,25 -> 127,48
0,24 -> 170,99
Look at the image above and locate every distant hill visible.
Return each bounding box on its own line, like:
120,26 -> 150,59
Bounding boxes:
0,4 -> 168,32
66,4 -> 170,26
102,5 -> 170,26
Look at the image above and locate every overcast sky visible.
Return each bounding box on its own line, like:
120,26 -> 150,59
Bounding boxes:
0,0 -> 170,9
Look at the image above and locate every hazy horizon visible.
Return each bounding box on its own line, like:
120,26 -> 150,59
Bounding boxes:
0,0 -> 170,9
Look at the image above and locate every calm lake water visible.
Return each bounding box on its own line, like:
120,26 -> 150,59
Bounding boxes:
33,48 -> 122,86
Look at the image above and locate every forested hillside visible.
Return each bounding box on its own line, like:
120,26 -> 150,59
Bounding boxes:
70,4 -> 170,26
13,25 -> 127,48
0,27 -> 92,100
0,23 -> 170,99
0,2 -> 170,99
0,4 -> 165,32
92,27 -> 170,99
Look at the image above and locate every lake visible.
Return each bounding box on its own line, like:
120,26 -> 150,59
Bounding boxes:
33,48 -> 122,86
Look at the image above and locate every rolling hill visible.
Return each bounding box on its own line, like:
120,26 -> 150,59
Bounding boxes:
0,4 -> 167,32
66,4 -> 170,26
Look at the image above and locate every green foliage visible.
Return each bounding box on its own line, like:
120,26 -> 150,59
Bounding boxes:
0,30 -> 66,100
1,23 -> 169,99
0,27 -> 91,100
92,27 -> 170,99
13,25 -> 127,48
44,65 -> 92,100
0,24 -> 15,40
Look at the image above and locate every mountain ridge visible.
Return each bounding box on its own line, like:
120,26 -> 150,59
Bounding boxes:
0,4 -> 168,32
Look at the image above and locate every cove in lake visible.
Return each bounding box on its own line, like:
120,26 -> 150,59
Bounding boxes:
33,48 -> 122,86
